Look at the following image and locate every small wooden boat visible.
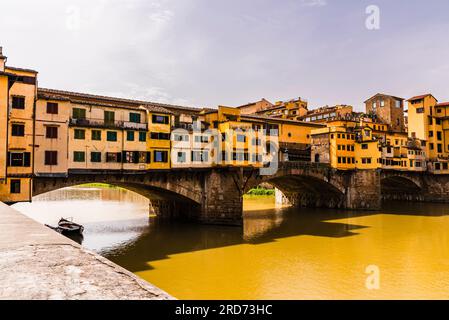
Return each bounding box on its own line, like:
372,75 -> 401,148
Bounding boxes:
45,217 -> 84,236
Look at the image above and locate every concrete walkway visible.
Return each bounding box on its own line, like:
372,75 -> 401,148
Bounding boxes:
0,202 -> 173,300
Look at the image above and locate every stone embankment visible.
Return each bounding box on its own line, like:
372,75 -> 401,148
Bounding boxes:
0,202 -> 173,300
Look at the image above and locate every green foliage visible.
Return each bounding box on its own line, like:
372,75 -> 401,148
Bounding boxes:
77,183 -> 123,189
246,187 -> 275,196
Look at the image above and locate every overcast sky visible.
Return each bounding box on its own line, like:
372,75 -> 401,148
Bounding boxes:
1,0 -> 449,110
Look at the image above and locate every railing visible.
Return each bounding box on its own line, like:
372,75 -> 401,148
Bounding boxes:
69,118 -> 147,130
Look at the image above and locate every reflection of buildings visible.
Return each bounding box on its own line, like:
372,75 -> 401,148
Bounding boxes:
243,209 -> 284,241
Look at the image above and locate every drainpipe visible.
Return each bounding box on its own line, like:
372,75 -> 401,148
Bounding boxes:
31,76 -> 37,201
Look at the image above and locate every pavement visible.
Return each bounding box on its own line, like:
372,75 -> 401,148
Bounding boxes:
0,202 -> 173,300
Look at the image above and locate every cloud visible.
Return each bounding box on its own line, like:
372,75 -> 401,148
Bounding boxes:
300,0 -> 327,7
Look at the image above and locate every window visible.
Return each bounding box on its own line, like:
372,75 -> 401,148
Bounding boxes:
45,151 -> 58,165
72,108 -> 86,119
127,131 -> 135,141
8,152 -> 31,167
174,134 -> 188,141
362,158 -> 372,164
233,152 -> 248,161
92,130 -> 101,141
91,152 -> 102,162
252,138 -> 261,146
11,124 -> 25,137
362,144 -> 368,150
154,150 -> 168,162
237,135 -> 246,143
436,119 -> 442,125
337,134 -> 341,139
124,151 -> 138,164
104,111 -> 115,125
416,107 -> 424,113
177,152 -> 186,163
12,96 -> 25,109
45,151 -> 58,166
47,102 -> 58,114
10,179 -> 21,194
129,113 -> 141,123
192,151 -> 208,162
152,115 -> 169,124
139,132 -> 147,142
330,134 -> 334,139
194,135 -> 209,143
73,151 -> 85,162
430,143 -> 434,150
46,126 -> 58,139
428,116 -> 433,125
438,144 -> 443,153
380,100 -> 385,107
252,154 -> 263,162
437,131 -> 442,141
107,131 -> 117,142
106,152 -> 122,163
74,129 -> 85,140
151,132 -> 170,140
395,100 -> 401,108
338,157 -> 342,164
429,131 -> 434,138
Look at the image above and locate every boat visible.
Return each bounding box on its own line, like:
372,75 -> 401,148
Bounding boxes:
45,217 -> 84,236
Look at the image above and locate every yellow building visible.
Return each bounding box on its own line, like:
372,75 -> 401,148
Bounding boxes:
144,105 -> 172,170
0,48 -> 37,202
299,104 -> 353,123
311,123 -> 381,170
255,97 -> 308,120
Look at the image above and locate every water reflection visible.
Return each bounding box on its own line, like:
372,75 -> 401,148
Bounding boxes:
12,186 -> 449,299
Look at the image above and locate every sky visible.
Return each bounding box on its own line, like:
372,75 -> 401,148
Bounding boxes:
1,0 -> 449,111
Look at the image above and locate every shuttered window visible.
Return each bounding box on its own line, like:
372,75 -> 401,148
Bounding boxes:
45,151 -> 58,165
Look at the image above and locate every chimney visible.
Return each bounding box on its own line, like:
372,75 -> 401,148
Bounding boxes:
0,47 -> 6,72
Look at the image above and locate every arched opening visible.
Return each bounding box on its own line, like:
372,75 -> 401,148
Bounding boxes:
31,178 -> 202,221
381,176 -> 423,202
245,174 -> 345,210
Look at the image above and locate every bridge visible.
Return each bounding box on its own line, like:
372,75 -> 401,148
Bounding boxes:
32,162 -> 449,225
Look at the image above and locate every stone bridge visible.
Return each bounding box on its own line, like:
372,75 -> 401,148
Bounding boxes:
32,162 -> 449,225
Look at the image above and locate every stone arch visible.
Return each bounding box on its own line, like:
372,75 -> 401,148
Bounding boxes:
32,173 -> 203,220
245,172 -> 346,209
380,175 -> 423,201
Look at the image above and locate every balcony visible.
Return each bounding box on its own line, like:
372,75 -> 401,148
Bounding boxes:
69,118 -> 147,131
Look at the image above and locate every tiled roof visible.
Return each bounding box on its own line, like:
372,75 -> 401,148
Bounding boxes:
407,94 -> 437,102
241,114 -> 325,127
37,88 -> 201,113
436,102 -> 449,107
140,104 -> 173,115
364,93 -> 404,103
5,65 -> 38,74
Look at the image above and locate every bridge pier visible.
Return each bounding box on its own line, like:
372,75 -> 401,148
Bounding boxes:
345,170 -> 381,210
199,170 -> 244,226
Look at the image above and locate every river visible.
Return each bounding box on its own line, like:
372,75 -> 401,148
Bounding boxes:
12,186 -> 449,299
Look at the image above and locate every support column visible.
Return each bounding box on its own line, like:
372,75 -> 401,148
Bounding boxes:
346,170 -> 381,210
200,169 -> 243,226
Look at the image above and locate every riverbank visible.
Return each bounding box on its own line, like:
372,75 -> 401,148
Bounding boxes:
0,201 -> 172,300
